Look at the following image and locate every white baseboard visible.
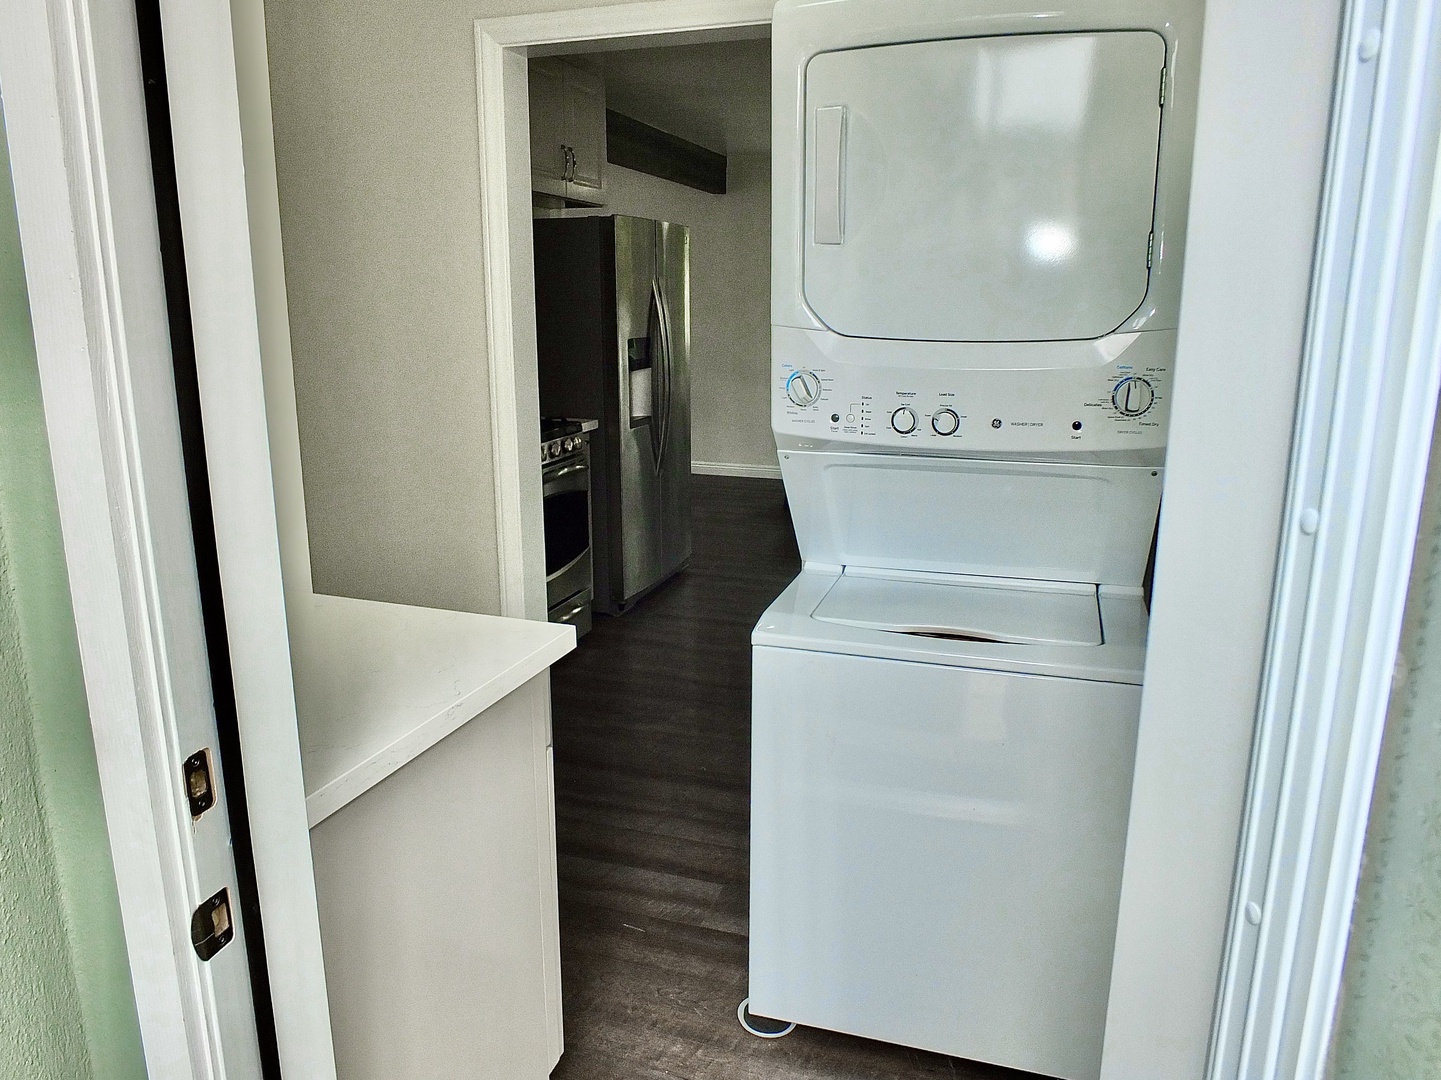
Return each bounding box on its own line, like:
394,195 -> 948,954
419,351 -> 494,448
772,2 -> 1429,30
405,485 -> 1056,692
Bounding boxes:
691,460 -> 783,481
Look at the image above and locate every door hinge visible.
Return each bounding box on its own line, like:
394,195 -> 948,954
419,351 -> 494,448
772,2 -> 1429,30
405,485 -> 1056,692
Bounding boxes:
191,888 -> 234,961
1159,65 -> 1168,106
183,748 -> 215,819
1147,231 -> 1155,268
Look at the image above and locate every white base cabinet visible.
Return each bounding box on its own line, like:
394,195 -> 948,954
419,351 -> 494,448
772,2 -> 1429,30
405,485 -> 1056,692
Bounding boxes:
309,674 -> 562,1079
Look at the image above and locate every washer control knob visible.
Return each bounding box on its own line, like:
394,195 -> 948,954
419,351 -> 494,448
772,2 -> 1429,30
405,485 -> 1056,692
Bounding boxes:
1112,376 -> 1155,417
785,370 -> 823,407
891,406 -> 918,435
931,408 -> 960,436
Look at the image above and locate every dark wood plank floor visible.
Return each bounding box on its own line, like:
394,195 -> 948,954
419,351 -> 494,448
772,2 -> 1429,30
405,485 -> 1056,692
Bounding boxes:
549,475 -> 1038,1080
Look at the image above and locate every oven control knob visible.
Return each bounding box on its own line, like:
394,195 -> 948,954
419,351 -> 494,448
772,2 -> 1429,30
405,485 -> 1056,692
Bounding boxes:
1112,376 -> 1155,417
891,406 -> 918,435
931,408 -> 960,436
785,370 -> 823,407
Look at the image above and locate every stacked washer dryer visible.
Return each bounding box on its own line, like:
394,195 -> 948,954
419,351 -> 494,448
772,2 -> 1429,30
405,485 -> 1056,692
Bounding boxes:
747,3 -> 1202,1079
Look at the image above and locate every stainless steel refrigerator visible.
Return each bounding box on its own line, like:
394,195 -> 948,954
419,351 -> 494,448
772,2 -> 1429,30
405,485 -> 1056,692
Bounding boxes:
534,215 -> 692,615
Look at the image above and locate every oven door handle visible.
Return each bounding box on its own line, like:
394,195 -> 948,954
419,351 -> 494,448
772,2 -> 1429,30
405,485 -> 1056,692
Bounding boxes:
553,599 -> 589,624
545,549 -> 591,585
544,462 -> 588,485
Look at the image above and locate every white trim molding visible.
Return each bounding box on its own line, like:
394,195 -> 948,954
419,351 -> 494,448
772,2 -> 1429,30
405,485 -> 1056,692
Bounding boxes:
475,27 -> 532,619
481,0 -> 774,51
1209,0 -> 1441,1076
474,0 -> 774,618
692,461 -> 784,481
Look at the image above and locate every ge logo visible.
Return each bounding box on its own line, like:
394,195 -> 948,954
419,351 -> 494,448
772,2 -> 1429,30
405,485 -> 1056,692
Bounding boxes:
991,418 -> 1003,429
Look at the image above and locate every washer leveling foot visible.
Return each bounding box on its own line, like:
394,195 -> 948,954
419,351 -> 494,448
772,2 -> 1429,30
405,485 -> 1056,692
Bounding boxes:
738,998 -> 797,1039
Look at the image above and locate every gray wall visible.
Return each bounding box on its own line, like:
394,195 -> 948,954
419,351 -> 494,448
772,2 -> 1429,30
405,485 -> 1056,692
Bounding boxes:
265,0 -> 497,612
589,40 -> 775,475
262,0 -> 768,613
1330,411 -> 1441,1078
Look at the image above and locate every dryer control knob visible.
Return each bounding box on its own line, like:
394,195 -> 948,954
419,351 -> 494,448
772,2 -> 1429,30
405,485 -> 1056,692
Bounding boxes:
1112,376 -> 1155,417
891,406 -> 918,435
785,370 -> 823,407
931,408 -> 960,436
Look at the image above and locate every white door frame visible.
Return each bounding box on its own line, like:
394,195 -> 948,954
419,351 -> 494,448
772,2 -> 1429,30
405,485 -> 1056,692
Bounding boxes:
4,0 -> 1430,1074
0,0 -> 336,1075
1208,0 -> 1441,1075
0,0 -> 271,1076
474,0 -> 775,618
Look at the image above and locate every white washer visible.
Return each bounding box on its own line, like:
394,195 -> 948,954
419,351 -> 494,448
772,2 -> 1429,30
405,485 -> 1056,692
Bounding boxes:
749,450 -> 1160,1080
750,570 -> 1147,1080
750,2 -> 1203,1078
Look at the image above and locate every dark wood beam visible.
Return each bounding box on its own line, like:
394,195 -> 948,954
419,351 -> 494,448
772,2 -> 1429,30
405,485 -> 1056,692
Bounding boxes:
606,110 -> 727,195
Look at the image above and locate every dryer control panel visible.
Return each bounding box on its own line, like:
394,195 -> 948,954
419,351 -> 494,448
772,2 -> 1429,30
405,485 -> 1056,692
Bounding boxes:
773,327 -> 1173,454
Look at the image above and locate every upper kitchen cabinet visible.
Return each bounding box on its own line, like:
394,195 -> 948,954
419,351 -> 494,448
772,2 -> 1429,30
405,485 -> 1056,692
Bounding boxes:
529,60 -> 606,204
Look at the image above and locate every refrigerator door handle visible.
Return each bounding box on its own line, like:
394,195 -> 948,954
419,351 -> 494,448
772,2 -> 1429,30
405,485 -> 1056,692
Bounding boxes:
660,283 -> 676,471
644,283 -> 658,460
650,278 -> 673,470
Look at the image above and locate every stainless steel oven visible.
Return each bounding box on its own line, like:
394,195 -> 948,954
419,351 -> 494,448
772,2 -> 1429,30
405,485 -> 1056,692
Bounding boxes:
542,419 -> 597,636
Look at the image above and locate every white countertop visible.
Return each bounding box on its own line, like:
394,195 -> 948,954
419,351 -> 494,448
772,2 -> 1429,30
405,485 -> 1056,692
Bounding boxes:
290,593 -> 575,827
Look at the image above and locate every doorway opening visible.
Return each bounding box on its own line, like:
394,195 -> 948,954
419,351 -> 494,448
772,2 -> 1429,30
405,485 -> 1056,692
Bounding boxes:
216,0 -> 1348,1076
519,32 -> 937,1078
514,23 -> 1056,1080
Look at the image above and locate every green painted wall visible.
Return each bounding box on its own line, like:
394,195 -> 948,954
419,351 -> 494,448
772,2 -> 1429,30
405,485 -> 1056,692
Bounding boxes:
0,101 -> 147,1080
1331,409 -> 1441,1078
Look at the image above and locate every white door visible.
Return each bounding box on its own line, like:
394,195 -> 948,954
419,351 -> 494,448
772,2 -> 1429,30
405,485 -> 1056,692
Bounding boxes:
1,0 -> 285,1074
130,352 -> 271,1080
803,31 -> 1167,343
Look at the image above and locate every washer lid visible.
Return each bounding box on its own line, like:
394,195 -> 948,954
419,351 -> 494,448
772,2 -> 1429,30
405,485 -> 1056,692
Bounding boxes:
812,571 -> 1104,647
803,30 -> 1167,343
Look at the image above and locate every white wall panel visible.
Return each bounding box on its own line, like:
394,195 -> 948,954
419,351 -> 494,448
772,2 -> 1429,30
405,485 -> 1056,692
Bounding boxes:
1101,1 -> 1344,1076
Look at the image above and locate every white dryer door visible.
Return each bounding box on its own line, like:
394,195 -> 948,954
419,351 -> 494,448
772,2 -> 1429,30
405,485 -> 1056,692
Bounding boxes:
803,31 -> 1166,343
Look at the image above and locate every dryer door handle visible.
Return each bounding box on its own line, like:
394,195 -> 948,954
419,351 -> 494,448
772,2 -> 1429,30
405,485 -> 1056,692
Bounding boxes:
814,105 -> 847,245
